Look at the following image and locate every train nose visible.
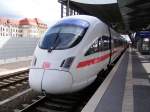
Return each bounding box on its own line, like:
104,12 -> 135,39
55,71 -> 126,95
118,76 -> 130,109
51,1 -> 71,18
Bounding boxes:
29,68 -> 44,92
29,68 -> 73,94
42,70 -> 73,94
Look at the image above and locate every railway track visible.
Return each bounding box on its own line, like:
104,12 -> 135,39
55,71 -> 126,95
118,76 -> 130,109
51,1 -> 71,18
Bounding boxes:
0,69 -> 29,101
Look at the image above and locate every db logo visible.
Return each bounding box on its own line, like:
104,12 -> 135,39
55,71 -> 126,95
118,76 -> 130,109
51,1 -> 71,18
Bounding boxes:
42,62 -> 51,69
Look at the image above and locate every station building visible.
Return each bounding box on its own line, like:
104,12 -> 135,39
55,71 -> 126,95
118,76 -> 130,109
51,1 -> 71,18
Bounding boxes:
0,17 -> 47,38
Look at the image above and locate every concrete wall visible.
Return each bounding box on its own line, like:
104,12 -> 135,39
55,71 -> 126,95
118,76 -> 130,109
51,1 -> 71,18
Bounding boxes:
0,37 -> 39,60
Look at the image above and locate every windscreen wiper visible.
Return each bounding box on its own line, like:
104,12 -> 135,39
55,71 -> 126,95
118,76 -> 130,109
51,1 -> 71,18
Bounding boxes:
48,36 -> 61,53
48,28 -> 62,53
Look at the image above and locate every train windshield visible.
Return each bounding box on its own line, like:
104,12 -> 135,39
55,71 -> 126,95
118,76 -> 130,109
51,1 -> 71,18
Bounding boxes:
39,19 -> 89,50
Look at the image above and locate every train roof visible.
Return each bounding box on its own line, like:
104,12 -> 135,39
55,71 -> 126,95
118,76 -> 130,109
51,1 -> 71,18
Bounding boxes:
59,15 -> 103,26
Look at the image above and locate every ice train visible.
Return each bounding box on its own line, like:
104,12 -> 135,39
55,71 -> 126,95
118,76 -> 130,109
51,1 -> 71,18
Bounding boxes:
29,15 -> 126,94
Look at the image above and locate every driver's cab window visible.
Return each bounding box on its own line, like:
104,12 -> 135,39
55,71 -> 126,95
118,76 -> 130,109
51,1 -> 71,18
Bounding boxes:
85,37 -> 102,56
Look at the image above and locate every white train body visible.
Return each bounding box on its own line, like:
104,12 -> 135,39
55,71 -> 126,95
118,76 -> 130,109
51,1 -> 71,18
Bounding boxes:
29,15 -> 125,94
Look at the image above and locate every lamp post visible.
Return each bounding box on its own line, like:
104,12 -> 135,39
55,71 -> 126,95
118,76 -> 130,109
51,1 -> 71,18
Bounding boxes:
66,0 -> 70,16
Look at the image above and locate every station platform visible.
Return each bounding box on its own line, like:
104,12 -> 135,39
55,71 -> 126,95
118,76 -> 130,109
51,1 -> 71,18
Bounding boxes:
0,59 -> 31,76
82,48 -> 150,112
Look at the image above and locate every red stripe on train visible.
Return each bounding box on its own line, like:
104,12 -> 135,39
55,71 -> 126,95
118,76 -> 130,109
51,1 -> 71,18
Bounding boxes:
77,50 -> 117,68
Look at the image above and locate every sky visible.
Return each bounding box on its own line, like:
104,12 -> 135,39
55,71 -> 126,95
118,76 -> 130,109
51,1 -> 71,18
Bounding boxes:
0,0 -> 61,26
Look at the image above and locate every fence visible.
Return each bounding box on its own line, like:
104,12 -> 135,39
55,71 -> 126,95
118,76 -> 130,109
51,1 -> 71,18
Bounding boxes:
0,37 -> 39,64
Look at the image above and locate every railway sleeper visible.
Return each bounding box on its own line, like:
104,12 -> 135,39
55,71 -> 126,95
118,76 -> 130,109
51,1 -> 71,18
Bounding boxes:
3,79 -> 15,83
36,106 -> 66,112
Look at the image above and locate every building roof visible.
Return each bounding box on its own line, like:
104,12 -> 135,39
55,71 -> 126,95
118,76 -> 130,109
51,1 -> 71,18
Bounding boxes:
0,17 -> 47,28
34,18 -> 48,28
0,17 -> 19,26
19,18 -> 37,26
7,19 -> 19,26
0,17 -> 7,24
19,18 -> 47,28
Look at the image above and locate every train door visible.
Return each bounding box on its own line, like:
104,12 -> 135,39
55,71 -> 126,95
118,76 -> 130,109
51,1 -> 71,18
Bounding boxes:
100,35 -> 111,68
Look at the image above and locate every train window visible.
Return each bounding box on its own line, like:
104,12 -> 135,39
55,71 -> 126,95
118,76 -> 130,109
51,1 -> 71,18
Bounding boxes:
101,36 -> 110,51
98,38 -> 103,51
39,19 -> 89,50
85,37 -> 105,56
85,39 -> 99,56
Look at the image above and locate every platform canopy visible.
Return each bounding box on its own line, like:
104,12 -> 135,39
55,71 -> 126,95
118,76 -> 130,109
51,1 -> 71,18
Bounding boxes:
67,0 -> 117,4
118,0 -> 150,32
59,0 -> 150,33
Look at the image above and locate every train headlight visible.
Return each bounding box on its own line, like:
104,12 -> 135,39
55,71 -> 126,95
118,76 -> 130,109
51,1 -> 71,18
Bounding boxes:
60,57 -> 75,69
